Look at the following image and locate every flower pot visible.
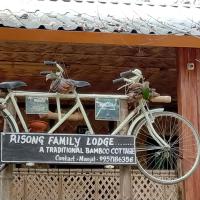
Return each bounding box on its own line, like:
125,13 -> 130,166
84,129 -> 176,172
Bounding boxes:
29,120 -> 48,133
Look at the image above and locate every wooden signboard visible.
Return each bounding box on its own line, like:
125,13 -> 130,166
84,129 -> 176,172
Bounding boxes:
1,133 -> 136,165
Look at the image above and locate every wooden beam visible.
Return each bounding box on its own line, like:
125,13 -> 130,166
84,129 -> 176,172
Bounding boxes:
0,28 -> 200,48
177,47 -> 200,200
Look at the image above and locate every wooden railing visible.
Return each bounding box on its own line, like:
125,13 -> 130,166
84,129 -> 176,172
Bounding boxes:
11,168 -> 179,200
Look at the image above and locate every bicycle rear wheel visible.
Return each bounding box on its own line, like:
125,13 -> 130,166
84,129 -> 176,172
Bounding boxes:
0,109 -> 19,170
0,109 -> 19,133
134,111 -> 200,184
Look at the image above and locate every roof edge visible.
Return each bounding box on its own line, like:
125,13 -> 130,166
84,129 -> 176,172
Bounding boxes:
0,27 -> 200,48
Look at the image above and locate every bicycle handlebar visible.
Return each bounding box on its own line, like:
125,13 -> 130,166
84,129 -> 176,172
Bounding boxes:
150,96 -> 171,103
44,61 -> 64,74
120,70 -> 133,78
113,77 -> 124,84
113,69 -> 143,85
44,61 -> 57,65
40,71 -> 52,75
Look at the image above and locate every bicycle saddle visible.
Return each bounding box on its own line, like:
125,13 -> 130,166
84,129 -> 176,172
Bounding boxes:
0,81 -> 27,89
50,78 -> 90,94
68,79 -> 90,88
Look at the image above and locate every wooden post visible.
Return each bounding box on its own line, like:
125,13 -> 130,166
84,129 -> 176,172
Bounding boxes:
0,165 -> 13,200
177,47 -> 200,200
119,100 -> 132,200
0,99 -> 15,200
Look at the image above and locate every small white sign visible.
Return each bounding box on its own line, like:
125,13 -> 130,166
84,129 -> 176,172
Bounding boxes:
95,98 -> 120,121
25,96 -> 49,114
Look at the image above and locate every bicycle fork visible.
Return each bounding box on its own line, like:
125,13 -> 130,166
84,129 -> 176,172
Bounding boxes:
140,100 -> 170,148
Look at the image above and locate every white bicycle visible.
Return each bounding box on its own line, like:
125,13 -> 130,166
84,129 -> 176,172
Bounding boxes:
0,61 -> 199,185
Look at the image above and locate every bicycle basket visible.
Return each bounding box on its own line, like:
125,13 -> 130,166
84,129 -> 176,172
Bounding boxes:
128,82 -> 159,102
50,78 -> 74,94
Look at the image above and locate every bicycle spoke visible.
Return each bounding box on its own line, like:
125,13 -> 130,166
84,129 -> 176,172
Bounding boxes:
136,146 -> 163,151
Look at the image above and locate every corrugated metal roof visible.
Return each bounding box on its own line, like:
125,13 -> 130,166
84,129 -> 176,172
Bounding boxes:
0,0 -> 200,35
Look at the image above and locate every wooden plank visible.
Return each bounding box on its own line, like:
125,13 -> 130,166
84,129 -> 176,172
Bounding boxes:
177,47 -> 200,200
194,48 -> 200,198
0,51 -> 176,68
196,49 -> 200,134
0,28 -> 199,48
0,50 -> 176,61
0,43 -> 176,58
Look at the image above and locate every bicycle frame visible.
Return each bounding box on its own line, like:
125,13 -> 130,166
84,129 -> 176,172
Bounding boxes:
0,89 -> 129,134
0,89 -> 169,148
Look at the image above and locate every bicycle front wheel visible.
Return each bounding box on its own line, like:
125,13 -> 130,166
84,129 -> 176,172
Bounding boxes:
134,111 -> 200,184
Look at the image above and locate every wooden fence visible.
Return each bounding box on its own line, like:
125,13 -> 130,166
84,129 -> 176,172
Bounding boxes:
11,168 -> 179,200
